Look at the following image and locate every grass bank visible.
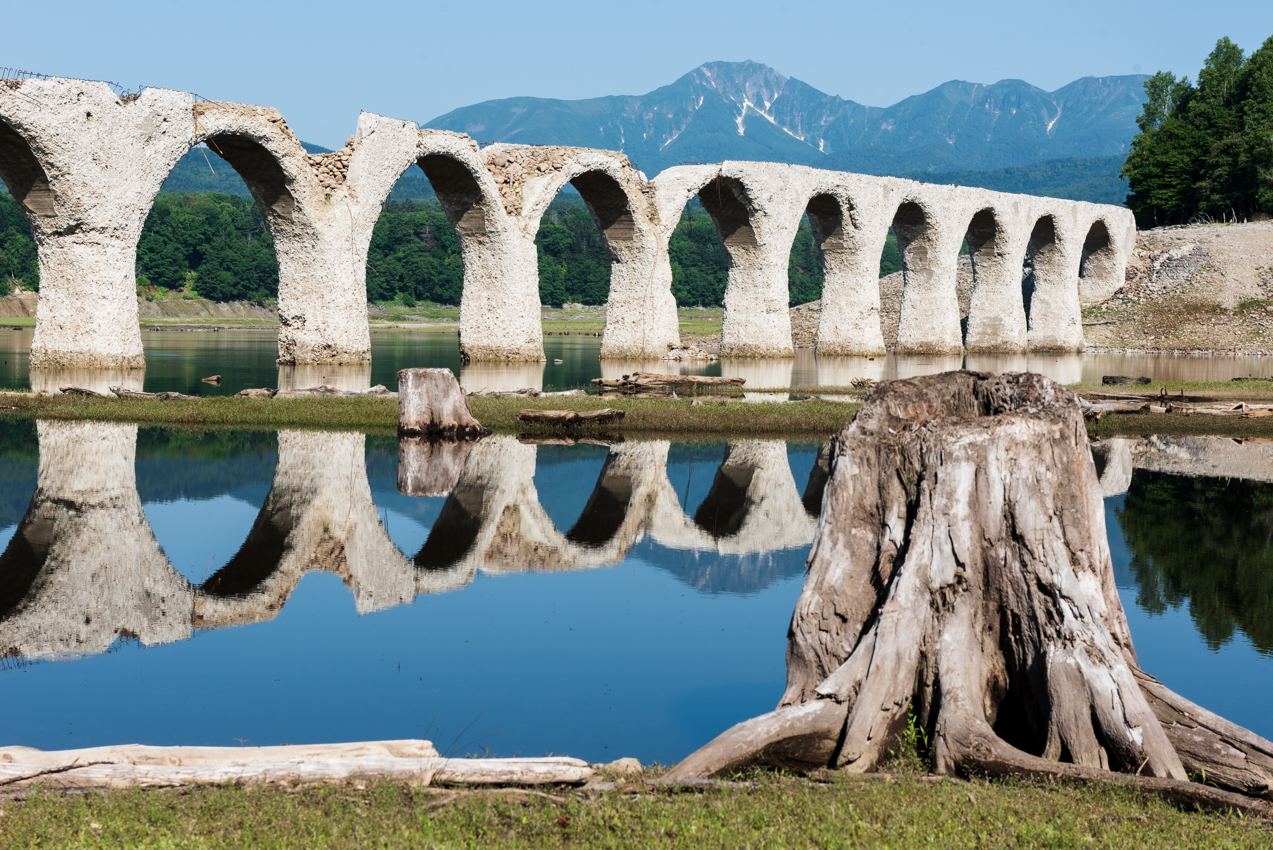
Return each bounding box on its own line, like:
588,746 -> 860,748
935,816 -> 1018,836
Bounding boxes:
0,393 -> 855,437
1072,379 -> 1273,402
1,772 -> 1266,848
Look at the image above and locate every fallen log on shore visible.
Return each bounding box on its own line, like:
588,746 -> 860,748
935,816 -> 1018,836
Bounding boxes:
516,408 -> 625,428
591,372 -> 745,394
108,387 -> 199,401
0,741 -> 596,790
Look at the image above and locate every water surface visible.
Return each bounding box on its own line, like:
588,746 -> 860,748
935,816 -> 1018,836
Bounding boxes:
1,425 -> 1270,761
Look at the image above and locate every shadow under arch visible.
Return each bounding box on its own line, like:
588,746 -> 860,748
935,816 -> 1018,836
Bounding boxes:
0,117 -> 54,218
200,134 -> 296,222
417,153 -> 493,239
696,175 -> 758,250
1079,219 -> 1118,302
1022,214 -> 1060,329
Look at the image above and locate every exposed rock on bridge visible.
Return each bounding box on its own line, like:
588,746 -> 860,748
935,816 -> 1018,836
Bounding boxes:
0,75 -> 1133,369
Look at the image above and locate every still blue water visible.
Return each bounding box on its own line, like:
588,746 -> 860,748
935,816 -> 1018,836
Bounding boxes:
1,426 -> 1270,763
7,326 -> 1273,395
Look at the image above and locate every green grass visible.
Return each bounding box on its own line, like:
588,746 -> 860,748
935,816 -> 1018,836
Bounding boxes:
0,393 -> 855,437
0,316 -> 34,327
1,772 -> 1267,848
1071,380 -> 1273,401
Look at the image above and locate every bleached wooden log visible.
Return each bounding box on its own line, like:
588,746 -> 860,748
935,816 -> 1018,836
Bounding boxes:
0,755 -> 595,790
399,368 -> 489,438
516,408 -> 625,427
0,740 -> 438,766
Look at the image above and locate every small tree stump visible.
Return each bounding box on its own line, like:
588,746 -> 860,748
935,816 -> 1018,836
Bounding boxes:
663,371 -> 1273,813
398,368 -> 489,438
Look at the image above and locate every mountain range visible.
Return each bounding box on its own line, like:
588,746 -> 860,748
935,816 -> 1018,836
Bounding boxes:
156,61 -> 1145,205
424,60 -> 1149,177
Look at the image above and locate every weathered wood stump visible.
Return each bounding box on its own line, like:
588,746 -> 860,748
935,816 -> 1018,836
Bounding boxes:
664,371 -> 1273,812
398,368 -> 489,438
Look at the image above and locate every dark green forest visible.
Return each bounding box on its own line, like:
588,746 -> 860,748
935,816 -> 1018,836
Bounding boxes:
137,193 -> 279,301
1123,35 -> 1273,226
1118,470 -> 1273,654
0,186 -> 885,306
0,192 -> 39,296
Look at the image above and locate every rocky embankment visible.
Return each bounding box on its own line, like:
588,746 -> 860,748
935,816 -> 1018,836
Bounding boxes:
0,294 -> 278,321
1084,221 -> 1273,353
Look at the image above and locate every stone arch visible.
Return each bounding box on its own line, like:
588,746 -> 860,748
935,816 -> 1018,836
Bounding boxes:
529,164 -> 636,309
1078,218 -> 1120,303
963,206 -> 1026,352
0,117 -> 54,218
1021,211 -> 1083,351
803,189 -> 886,356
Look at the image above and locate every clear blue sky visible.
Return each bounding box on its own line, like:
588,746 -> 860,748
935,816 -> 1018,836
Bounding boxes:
4,0 -> 1271,149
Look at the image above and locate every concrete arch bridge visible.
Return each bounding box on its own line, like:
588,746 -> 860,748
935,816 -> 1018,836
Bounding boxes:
0,423 -> 825,660
0,77 -> 1134,370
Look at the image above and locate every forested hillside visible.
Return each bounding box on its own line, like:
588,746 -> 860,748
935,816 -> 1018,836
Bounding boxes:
1122,35 -> 1273,226
0,192 -> 39,296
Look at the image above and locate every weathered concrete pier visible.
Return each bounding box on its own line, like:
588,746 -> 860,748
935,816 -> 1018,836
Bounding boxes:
0,75 -> 1135,368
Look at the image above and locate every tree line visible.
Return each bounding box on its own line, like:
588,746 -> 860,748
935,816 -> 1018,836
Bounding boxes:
1,188 -> 903,305
1123,35 -> 1273,226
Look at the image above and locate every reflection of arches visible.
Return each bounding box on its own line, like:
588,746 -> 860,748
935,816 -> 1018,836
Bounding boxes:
0,118 -> 54,217
893,199 -> 963,355
193,431 -> 416,628
0,422 -> 192,660
963,207 -> 1026,352
1078,219 -> 1120,304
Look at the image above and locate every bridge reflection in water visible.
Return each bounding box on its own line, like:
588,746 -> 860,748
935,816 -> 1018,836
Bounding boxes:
0,422 -> 828,662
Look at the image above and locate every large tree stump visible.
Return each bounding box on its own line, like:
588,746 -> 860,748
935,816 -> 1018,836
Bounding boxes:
664,371 -> 1273,811
398,368 -> 489,438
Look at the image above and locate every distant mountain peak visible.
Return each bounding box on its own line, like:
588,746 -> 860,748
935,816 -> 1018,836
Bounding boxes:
425,63 -> 1148,176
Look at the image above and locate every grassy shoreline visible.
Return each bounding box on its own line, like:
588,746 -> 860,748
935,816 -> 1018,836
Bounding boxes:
2,771 -> 1266,848
0,392 -> 857,437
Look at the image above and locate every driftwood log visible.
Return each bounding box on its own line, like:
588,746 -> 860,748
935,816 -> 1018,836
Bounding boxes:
0,744 -> 595,790
398,368 -> 489,438
664,371 -> 1273,814
109,387 -> 199,401
592,372 -> 745,394
516,408 -> 625,428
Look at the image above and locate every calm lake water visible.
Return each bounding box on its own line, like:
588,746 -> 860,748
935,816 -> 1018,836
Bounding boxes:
4,326 -> 1273,395
1,424 -> 1270,762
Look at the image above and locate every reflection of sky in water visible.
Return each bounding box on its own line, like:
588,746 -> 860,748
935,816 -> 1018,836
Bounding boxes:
4,428 -> 1272,759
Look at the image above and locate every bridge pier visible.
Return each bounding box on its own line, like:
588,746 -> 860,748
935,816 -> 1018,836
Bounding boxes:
0,80 -> 194,369
811,183 -> 888,357
893,195 -> 965,355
